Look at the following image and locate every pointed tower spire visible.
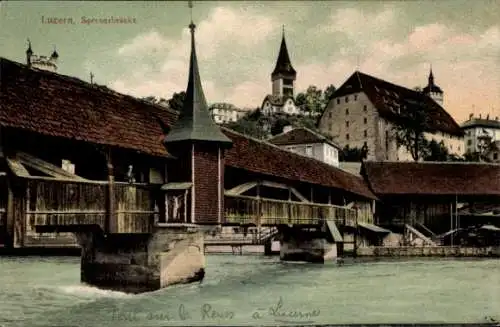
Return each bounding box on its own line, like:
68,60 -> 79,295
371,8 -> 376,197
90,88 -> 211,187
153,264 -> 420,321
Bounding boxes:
164,12 -> 232,145
272,26 -> 296,79
428,64 -> 434,86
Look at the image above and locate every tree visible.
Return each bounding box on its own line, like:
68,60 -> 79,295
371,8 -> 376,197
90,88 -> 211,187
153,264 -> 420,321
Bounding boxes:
225,110 -> 268,139
340,145 -> 369,162
167,91 -> 186,112
142,96 -> 169,107
423,140 -> 449,161
295,85 -> 323,114
323,84 -> 336,104
392,97 -> 432,161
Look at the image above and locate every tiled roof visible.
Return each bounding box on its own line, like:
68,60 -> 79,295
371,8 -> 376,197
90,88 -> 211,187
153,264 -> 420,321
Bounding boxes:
328,71 -> 463,136
362,161 -> 500,196
268,127 -> 340,149
223,127 -> 377,200
461,118 -> 500,130
0,57 -> 178,157
1,58 -> 376,200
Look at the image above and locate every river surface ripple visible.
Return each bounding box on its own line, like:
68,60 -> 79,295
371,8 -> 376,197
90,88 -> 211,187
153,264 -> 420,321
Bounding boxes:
0,255 -> 499,326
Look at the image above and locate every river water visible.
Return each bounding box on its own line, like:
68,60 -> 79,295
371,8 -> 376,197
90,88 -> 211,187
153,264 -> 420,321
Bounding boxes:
0,255 -> 499,327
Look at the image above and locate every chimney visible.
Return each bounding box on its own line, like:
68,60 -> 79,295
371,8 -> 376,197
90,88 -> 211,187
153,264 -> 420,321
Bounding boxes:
496,117 -> 499,121
469,113 -> 473,120
479,114 -> 482,119
487,114 -> 490,120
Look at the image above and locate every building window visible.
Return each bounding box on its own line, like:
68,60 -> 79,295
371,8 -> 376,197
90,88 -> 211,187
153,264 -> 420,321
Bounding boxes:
363,105 -> 367,112
345,108 -> 349,115
364,130 -> 368,137
364,117 -> 367,124
345,96 -> 349,103
346,121 -> 349,128
329,112 -> 332,118
337,99 -> 340,104
354,95 -> 358,101
467,139 -> 472,145
346,134 -> 350,140
306,146 -> 313,156
494,153 -> 499,160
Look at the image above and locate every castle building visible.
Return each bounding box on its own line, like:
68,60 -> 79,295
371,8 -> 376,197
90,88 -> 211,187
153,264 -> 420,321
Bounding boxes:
461,114 -> 500,154
261,28 -> 301,116
318,71 -> 464,162
26,40 -> 59,72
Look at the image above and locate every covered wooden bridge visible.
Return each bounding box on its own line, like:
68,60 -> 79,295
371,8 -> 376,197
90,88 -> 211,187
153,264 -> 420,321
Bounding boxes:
0,46 -> 376,250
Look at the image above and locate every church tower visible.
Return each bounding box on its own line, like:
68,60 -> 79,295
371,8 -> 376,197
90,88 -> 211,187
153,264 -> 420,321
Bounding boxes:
423,66 -> 443,106
271,27 -> 296,98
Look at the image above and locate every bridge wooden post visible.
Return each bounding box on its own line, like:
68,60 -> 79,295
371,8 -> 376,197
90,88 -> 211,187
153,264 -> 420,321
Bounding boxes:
105,149 -> 116,234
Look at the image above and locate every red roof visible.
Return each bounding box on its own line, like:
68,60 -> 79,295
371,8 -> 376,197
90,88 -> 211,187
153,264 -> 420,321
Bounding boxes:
329,71 -> 463,136
363,161 -> 500,196
223,128 -> 377,200
0,58 -> 376,199
0,58 -> 177,157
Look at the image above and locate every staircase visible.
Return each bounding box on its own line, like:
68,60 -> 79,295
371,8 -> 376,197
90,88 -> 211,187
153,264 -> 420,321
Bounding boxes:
404,224 -> 437,246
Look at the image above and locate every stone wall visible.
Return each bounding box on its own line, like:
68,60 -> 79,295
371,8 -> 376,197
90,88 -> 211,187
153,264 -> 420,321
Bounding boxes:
357,246 -> 500,257
320,92 -> 379,160
78,224 -> 205,293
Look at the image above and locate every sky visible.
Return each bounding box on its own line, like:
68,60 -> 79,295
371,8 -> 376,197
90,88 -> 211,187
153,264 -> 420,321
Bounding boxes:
1,1 -> 499,124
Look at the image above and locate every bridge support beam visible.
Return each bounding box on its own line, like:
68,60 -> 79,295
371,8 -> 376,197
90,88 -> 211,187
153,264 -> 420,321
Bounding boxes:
279,226 -> 337,263
77,224 -> 205,294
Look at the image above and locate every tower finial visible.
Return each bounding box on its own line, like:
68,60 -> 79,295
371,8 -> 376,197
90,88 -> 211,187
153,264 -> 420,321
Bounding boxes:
90,72 -> 94,84
188,0 -> 193,22
282,24 -> 285,37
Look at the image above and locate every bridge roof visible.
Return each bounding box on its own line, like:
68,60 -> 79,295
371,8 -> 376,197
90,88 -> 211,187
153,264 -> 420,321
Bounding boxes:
223,128 -> 377,200
362,161 -> 500,197
0,57 -> 376,200
0,57 -> 177,158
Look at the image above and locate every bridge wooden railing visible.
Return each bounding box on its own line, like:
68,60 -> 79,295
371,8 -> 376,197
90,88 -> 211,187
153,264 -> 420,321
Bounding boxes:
224,194 -> 357,226
25,177 -> 159,235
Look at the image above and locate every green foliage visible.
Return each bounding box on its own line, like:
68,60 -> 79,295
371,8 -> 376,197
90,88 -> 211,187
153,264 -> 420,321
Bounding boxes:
141,96 -> 169,107
423,140 -> 449,161
392,98 -> 432,161
294,84 -> 336,115
168,91 -> 186,112
225,109 -> 268,139
340,145 -> 369,162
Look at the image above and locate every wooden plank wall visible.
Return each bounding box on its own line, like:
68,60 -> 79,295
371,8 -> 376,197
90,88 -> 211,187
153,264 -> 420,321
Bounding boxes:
224,194 -> 356,226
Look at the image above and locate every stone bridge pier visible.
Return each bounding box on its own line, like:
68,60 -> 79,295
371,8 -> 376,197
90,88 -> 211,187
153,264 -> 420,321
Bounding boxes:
76,224 -> 205,294
278,223 -> 342,263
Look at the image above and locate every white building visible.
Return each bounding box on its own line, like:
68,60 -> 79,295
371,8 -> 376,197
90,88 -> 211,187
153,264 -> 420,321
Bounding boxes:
267,126 -> 341,167
209,103 -> 247,124
461,114 -> 500,154
318,71 -> 464,161
26,41 -> 59,72
261,29 -> 301,116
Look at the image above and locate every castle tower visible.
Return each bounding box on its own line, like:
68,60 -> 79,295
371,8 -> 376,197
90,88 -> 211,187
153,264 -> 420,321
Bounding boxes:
164,19 -> 232,224
271,26 -> 297,98
423,66 -> 443,106
25,40 -> 59,72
